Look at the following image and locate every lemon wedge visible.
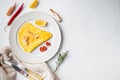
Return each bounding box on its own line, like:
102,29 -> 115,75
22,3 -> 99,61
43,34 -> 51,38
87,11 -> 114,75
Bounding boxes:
35,20 -> 47,27
29,0 -> 39,8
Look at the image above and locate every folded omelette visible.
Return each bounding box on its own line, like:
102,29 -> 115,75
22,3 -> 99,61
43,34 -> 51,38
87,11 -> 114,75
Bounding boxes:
18,23 -> 52,53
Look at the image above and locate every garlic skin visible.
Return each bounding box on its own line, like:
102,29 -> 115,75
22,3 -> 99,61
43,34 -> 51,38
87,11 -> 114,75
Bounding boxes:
6,3 -> 16,16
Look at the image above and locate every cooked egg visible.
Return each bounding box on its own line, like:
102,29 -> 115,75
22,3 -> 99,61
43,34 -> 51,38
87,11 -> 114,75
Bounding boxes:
18,22 -> 52,53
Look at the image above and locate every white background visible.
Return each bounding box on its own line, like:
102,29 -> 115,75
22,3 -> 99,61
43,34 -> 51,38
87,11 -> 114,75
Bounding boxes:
0,0 -> 120,80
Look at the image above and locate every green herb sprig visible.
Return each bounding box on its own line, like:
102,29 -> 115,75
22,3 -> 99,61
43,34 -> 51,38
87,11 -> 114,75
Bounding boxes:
54,51 -> 69,72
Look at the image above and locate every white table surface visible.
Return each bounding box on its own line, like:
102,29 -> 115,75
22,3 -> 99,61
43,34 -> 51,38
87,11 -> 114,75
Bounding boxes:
0,0 -> 120,80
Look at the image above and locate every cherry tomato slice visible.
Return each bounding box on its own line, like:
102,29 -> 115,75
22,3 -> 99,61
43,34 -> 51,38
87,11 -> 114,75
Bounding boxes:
40,47 -> 44,52
43,46 -> 47,51
46,42 -> 51,46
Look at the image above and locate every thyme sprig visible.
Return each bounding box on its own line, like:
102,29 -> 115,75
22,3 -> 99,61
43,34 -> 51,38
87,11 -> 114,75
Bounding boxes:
54,51 -> 69,72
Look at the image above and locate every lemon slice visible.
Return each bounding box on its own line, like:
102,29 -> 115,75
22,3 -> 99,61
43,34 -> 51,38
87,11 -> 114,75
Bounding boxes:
35,20 -> 47,27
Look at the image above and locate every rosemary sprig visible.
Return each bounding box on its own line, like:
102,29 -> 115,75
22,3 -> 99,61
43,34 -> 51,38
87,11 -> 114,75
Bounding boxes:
54,51 -> 69,72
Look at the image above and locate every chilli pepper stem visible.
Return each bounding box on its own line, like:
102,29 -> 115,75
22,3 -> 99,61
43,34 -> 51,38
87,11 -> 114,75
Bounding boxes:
4,25 -> 8,31
4,3 -> 24,31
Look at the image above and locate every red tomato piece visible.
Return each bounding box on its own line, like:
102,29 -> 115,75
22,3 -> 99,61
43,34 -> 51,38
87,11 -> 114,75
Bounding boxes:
43,46 -> 47,51
40,47 -> 44,52
46,42 -> 51,46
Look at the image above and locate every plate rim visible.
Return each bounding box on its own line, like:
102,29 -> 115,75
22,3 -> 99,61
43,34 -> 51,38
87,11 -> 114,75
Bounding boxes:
9,11 -> 61,63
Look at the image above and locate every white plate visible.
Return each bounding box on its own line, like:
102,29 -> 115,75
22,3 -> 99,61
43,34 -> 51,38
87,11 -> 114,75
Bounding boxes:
9,12 -> 61,63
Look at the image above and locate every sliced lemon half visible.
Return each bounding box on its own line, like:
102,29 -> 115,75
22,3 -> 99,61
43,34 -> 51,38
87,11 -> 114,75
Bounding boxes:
35,20 -> 47,27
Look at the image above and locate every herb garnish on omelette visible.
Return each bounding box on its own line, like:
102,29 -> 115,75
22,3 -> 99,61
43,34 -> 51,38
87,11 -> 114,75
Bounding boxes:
18,23 -> 52,53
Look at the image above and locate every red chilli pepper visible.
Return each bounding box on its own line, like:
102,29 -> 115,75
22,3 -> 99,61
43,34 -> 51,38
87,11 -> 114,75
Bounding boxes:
4,3 -> 24,31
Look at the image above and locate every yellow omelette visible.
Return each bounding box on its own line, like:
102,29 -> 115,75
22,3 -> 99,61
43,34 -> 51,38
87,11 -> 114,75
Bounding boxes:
18,23 -> 52,53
